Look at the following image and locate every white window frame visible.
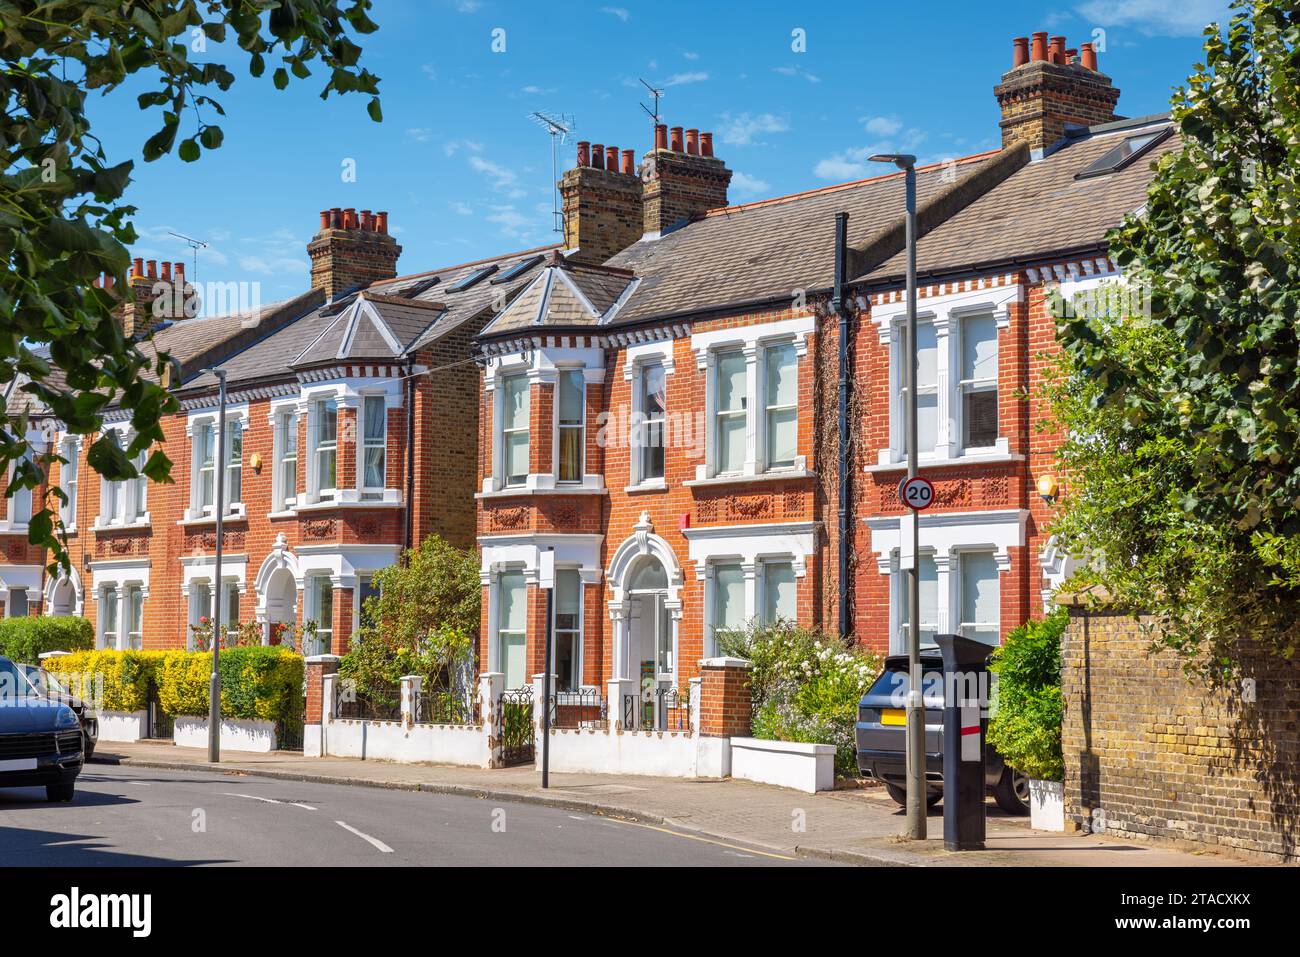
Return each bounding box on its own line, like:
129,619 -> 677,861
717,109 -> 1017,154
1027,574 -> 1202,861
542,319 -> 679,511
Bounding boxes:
632,360 -> 667,488
184,408 -> 247,522
495,568 -> 528,689
761,340 -> 799,471
690,316 -> 813,482
890,549 -> 940,656
311,398 -> 339,503
360,394 -> 387,500
873,286 -> 1018,466
554,368 -> 585,485
59,435 -> 79,530
97,428 -> 150,528
97,585 -> 118,650
5,456 -> 34,529
305,574 -> 334,655
271,405 -> 300,513
499,373 -> 530,489
123,583 -> 144,650
955,548 -> 1001,645
189,580 -> 213,650
6,588 -> 29,618
759,558 -> 798,626
956,312 -> 999,452
551,567 -> 584,691
712,348 -> 748,477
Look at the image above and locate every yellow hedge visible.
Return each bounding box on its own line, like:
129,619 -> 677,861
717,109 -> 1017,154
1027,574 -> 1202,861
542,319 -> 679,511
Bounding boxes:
44,650 -> 165,713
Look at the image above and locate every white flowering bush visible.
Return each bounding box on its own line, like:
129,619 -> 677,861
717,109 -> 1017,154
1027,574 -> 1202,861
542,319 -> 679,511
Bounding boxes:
718,622 -> 881,776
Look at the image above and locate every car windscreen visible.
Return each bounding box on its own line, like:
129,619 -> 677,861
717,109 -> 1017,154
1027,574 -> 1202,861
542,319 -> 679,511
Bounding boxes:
865,667 -> 944,708
0,658 -> 40,705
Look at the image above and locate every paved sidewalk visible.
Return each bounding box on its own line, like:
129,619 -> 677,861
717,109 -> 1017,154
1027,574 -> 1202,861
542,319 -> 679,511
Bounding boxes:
92,742 -> 1246,867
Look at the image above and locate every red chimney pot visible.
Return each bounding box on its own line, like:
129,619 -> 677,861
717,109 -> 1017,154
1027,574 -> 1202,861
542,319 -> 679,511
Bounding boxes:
161,261 -> 171,281
700,132 -> 714,157
1031,32 -> 1048,62
669,127 -> 683,151
146,260 -> 157,279
319,210 -> 329,230
685,129 -> 699,155
605,145 -> 618,169
654,123 -> 668,150
1080,42 -> 1097,71
1049,36 -> 1066,64
591,143 -> 605,170
1012,36 -> 1029,68
576,141 -> 590,167
621,149 -> 635,175
132,257 -> 144,279
376,211 -> 389,234
361,209 -> 373,231
174,262 -> 185,282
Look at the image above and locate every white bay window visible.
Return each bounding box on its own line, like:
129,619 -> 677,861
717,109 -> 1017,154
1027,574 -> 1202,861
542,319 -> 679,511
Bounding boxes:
361,395 -> 386,499
501,375 -> 530,488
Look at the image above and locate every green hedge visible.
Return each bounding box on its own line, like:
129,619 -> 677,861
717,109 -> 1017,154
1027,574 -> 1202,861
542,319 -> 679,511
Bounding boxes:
988,609 -> 1067,782
44,650 -> 165,713
44,647 -> 303,728
0,616 -> 94,664
156,647 -> 304,727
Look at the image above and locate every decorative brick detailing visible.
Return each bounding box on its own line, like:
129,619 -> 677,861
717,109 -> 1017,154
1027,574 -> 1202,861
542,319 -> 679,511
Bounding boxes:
698,657 -> 753,738
1062,608 -> 1300,862
994,34 -> 1120,150
305,655 -> 340,727
307,208 -> 401,299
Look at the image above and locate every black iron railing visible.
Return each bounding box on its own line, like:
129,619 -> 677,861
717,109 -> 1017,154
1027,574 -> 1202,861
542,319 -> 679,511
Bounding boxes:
416,689 -> 479,726
498,686 -> 535,765
621,687 -> 692,733
335,680 -> 401,721
549,688 -> 607,730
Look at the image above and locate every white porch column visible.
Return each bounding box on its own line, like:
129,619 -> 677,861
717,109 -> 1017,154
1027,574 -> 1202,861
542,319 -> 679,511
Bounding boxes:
608,600 -> 630,680
479,671 -> 505,768
400,674 -> 422,729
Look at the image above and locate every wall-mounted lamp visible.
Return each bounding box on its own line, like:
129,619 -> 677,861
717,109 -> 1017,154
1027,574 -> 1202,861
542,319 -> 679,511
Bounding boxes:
250,452 -> 263,473
1037,473 -> 1060,505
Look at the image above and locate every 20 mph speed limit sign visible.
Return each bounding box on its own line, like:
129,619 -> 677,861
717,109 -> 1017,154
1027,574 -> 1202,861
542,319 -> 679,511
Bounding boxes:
898,476 -> 935,511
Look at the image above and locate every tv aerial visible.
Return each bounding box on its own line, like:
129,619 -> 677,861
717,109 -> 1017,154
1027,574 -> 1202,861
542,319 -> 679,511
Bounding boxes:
639,78 -> 664,127
168,230 -> 208,287
530,111 -> 575,236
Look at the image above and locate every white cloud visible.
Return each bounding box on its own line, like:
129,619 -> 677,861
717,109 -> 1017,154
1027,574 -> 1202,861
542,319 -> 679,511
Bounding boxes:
455,0 -> 482,12
773,65 -> 821,83
682,51 -> 700,60
1074,0 -> 1230,36
486,204 -> 536,239
664,71 -> 708,87
420,63 -> 438,81
718,112 -> 790,146
730,171 -> 770,198
600,6 -> 630,20
861,115 -> 903,137
450,201 -> 474,216
469,156 -> 527,199
444,138 -> 484,157
813,130 -> 928,181
520,85 -> 556,95
406,127 -> 434,143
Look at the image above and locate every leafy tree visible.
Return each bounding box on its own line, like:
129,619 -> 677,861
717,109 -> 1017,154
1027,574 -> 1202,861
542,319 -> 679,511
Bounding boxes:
1052,0 -> 1300,676
1,1 -> 381,568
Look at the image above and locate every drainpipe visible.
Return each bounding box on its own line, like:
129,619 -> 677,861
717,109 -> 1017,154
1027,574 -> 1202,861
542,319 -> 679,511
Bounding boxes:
404,362 -> 416,555
832,212 -> 851,639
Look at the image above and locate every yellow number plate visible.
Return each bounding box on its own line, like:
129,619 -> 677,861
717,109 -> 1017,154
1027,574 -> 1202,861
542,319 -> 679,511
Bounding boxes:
880,708 -> 906,726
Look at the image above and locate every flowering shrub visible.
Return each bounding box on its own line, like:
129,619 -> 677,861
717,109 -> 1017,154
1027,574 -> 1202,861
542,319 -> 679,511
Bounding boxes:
189,617 -> 263,652
718,622 -> 881,776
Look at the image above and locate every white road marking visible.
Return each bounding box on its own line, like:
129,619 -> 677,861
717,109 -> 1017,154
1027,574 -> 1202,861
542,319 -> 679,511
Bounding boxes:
336,820 -> 393,853
222,792 -> 317,811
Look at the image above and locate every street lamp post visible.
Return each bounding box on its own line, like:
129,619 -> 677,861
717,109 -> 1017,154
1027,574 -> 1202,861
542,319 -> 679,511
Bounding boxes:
870,153 -> 924,840
206,368 -> 228,763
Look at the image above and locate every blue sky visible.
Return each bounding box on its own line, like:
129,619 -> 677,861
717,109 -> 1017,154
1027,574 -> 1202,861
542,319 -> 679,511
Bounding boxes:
88,0 -> 1230,310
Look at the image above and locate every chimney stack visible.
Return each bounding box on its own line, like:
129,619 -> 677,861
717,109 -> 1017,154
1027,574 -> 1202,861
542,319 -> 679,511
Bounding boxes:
559,130 -> 643,264
995,30 -> 1121,150
308,206 -> 402,299
641,122 -> 731,236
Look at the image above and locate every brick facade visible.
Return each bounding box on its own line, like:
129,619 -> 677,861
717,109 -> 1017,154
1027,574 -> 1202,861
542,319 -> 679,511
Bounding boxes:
1062,607 -> 1300,862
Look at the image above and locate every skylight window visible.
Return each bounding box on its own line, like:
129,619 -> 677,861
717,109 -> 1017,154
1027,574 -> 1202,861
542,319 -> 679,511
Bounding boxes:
490,254 -> 544,284
447,264 -> 499,291
1075,127 -> 1172,180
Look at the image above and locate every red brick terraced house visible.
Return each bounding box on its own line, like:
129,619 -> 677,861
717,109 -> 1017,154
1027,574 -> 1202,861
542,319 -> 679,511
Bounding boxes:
472,32 -> 1180,705
2,209 -> 561,656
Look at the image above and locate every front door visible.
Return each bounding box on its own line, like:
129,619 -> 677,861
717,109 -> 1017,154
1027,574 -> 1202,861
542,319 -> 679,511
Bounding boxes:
628,593 -> 673,728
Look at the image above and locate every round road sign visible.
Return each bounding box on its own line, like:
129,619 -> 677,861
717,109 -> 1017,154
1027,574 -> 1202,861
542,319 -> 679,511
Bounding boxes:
898,476 -> 935,511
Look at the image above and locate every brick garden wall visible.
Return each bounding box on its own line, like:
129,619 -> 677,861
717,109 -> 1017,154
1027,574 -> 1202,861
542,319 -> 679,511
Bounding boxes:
1062,607 -> 1300,862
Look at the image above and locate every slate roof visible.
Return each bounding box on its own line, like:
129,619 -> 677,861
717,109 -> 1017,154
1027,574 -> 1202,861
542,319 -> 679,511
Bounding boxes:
861,115 -> 1180,284
479,255 -> 637,335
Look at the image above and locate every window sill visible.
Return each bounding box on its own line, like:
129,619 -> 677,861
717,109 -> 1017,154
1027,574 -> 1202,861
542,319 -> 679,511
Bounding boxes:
294,497 -> 405,512
683,469 -> 816,489
863,451 -> 1024,474
0,523 -> 30,535
93,518 -> 152,532
476,486 -> 608,500
177,510 -> 247,527
624,480 -> 668,495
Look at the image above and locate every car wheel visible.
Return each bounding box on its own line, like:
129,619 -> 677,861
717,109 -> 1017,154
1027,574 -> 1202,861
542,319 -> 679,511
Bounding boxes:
46,782 -> 75,803
83,735 -> 96,761
884,783 -> 942,807
992,766 -> 1030,815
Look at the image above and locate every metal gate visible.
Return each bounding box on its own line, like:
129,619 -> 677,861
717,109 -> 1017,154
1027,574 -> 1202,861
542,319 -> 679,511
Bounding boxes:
498,686 -> 535,766
145,685 -> 174,740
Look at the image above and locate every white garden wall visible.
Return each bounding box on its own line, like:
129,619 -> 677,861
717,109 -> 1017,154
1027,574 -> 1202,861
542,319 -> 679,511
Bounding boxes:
96,710 -> 148,743
320,717 -> 489,767
730,737 -> 835,793
543,728 -> 731,779
174,716 -> 277,753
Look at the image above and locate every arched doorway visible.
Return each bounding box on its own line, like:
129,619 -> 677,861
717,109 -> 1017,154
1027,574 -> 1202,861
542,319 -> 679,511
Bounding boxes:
605,512 -> 684,700
263,567 -> 298,645
44,570 -> 82,617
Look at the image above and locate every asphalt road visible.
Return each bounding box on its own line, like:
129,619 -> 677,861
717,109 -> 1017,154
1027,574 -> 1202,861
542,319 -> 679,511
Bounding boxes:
0,763 -> 824,866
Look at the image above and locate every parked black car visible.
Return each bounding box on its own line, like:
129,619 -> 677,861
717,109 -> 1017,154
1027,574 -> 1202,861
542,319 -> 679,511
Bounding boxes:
0,656 -> 84,802
15,661 -> 98,760
856,651 -> 1028,814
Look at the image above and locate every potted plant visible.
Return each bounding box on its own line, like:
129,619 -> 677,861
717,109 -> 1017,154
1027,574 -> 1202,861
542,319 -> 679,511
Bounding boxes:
988,609 -> 1067,831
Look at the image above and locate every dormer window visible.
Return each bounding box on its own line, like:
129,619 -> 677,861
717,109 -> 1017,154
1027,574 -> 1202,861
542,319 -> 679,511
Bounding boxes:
1074,126 -> 1172,180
